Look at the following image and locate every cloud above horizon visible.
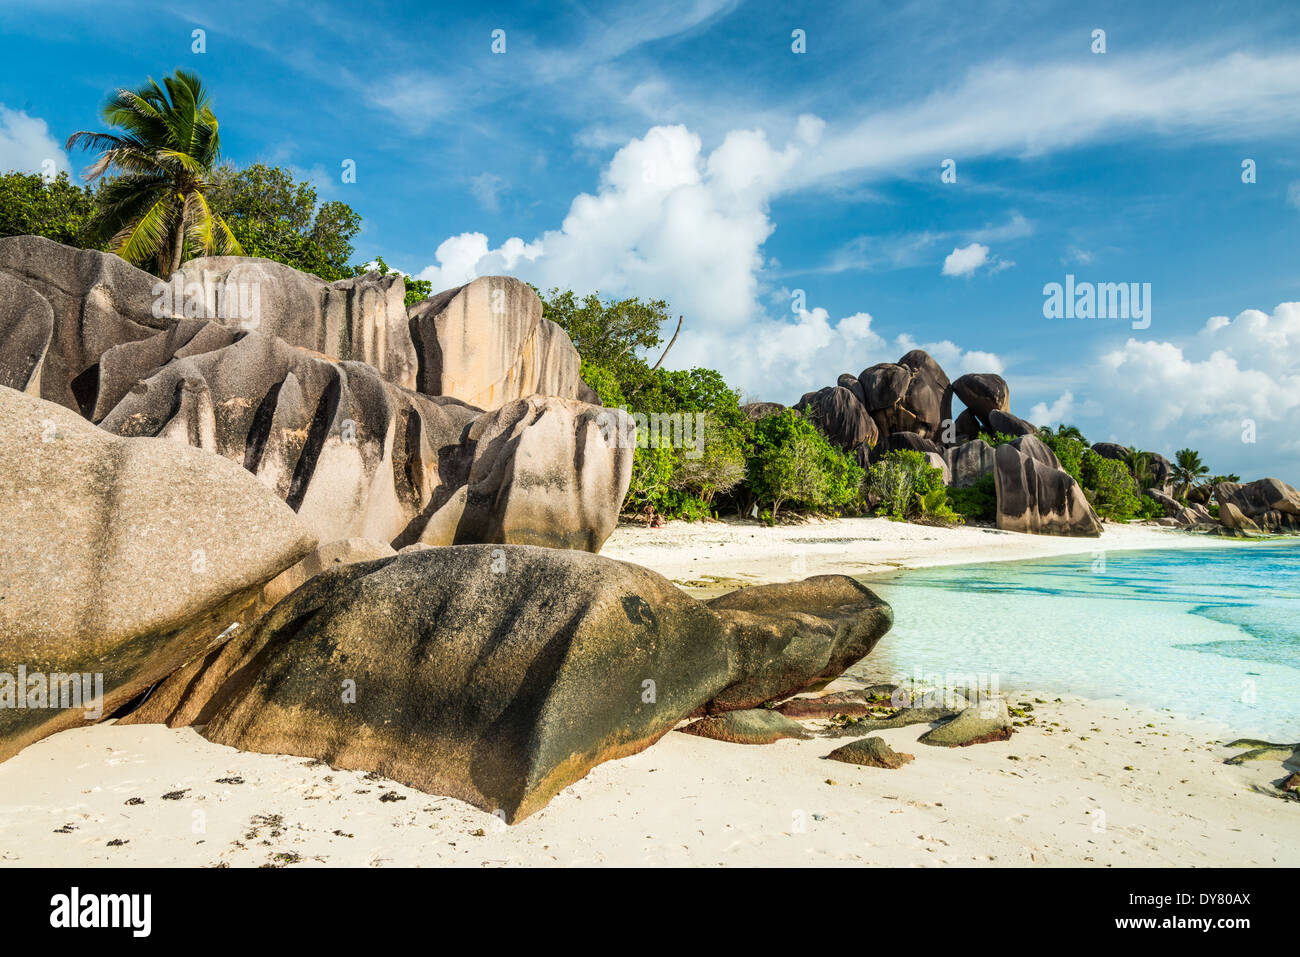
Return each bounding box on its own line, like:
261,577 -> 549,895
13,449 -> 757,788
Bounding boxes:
0,105 -> 68,177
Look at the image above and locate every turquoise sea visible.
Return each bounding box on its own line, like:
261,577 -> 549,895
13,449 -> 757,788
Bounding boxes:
852,540 -> 1300,740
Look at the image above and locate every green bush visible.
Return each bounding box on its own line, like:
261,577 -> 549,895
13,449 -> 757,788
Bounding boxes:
744,410 -> 863,519
864,450 -> 958,524
1081,449 -> 1144,521
947,473 -> 998,522
1037,430 -> 1086,485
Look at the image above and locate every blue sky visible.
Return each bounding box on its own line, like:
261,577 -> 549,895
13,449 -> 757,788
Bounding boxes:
2,0 -> 1299,479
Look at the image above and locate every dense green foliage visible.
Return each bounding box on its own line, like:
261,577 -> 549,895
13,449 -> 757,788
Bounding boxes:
1081,449 -> 1144,521
1036,428 -> 1086,485
0,172 -> 101,247
744,410 -> 863,521
946,473 -> 997,522
207,162 -> 361,282
864,449 -> 960,524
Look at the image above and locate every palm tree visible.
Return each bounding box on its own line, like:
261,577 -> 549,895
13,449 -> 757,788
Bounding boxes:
66,70 -> 240,274
1125,447 -> 1155,489
1172,448 -> 1210,501
1040,424 -> 1088,445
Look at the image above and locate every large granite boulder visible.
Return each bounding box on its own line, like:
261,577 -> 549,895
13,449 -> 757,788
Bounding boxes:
0,386 -> 316,762
875,431 -> 943,458
795,385 -> 878,450
1090,441 -> 1129,461
0,236 -> 171,415
1214,479 -> 1300,533
408,276 -> 583,408
122,547 -> 891,822
170,256 -> 419,390
944,439 -> 996,488
704,576 -> 893,712
97,328 -> 480,546
945,373 -> 1009,432
954,408 -> 981,444
987,408 -> 1037,437
1148,452 -> 1173,490
1218,501 -> 1262,533
1143,487 -> 1182,518
1009,432 -> 1062,472
423,396 -> 634,553
836,373 -> 866,407
994,442 -> 1102,536
96,329 -> 632,553
857,350 -> 949,441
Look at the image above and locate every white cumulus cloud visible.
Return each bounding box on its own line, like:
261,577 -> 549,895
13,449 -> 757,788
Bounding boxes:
941,242 -> 990,277
0,106 -> 69,177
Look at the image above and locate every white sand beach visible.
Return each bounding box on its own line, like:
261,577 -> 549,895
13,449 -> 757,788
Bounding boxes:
601,516 -> 1234,597
1,518 -> 1295,868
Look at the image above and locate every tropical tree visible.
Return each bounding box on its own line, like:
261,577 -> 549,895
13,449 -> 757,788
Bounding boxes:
1172,448 -> 1210,500
66,69 -> 240,274
1125,447 -> 1155,489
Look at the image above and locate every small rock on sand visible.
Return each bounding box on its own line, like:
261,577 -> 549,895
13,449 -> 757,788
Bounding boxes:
919,698 -> 1013,747
826,736 -> 914,769
678,709 -> 811,745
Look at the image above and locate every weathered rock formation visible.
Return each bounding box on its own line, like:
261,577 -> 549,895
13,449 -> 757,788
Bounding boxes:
95,328 -> 631,552
171,256 -> 419,390
1215,479 -> 1300,533
704,576 -> 893,712
119,546 -> 892,821
408,276 -> 583,408
794,385 -> 878,450
0,236 -> 171,414
855,350 -> 949,441
994,442 -> 1102,536
944,439 -> 996,488
987,408 -> 1037,437
0,387 -> 316,761
944,373 -> 1009,432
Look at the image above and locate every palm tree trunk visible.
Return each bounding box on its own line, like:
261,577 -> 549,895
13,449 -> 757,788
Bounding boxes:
169,204 -> 187,274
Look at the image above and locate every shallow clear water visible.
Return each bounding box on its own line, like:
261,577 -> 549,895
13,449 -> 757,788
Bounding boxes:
852,540 -> 1300,740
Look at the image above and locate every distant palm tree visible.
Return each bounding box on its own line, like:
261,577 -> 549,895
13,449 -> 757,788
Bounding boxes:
1173,448 -> 1210,500
1125,447 -> 1155,489
67,69 -> 240,274
1040,424 -> 1088,445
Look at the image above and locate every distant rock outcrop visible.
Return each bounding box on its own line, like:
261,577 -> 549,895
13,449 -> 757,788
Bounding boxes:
0,387 -> 316,762
794,385 -> 878,450
1215,479 -> 1300,533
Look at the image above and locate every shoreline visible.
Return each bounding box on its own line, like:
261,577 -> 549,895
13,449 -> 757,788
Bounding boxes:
601,515 -> 1257,598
